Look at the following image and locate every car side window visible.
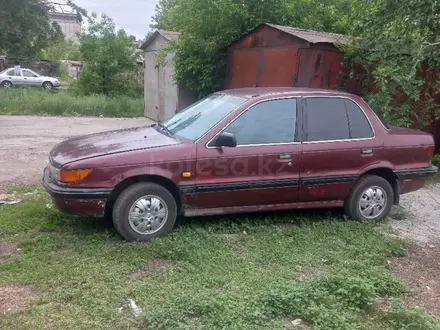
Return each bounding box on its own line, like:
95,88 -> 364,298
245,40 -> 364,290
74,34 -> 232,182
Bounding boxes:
23,70 -> 37,78
344,99 -> 374,138
223,98 -> 297,145
305,98 -> 350,142
6,69 -> 14,76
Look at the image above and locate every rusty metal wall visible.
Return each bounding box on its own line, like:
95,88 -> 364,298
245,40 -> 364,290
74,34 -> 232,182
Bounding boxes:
225,25 -> 347,91
295,48 -> 344,89
226,49 -> 259,89
259,47 -> 299,87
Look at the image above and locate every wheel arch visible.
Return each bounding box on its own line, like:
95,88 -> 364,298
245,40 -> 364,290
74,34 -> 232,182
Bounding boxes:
359,167 -> 400,205
106,175 -> 183,214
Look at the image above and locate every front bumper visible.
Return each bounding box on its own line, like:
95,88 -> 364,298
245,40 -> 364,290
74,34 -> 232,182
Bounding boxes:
43,166 -> 112,217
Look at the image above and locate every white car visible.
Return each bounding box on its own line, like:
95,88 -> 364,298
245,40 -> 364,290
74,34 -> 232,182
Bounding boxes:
0,68 -> 60,90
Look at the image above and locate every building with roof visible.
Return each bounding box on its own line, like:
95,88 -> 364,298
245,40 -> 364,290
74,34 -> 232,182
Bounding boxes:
49,1 -> 81,41
141,30 -> 197,122
225,23 -> 357,92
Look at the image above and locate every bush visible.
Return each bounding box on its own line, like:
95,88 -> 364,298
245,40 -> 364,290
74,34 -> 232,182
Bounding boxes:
75,14 -> 142,97
432,154 -> 440,168
0,88 -> 143,117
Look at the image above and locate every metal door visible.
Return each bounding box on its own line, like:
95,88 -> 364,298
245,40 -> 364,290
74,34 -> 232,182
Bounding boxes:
22,70 -> 42,87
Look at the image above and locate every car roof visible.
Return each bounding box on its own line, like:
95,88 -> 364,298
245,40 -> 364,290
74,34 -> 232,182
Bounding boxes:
219,87 -> 355,99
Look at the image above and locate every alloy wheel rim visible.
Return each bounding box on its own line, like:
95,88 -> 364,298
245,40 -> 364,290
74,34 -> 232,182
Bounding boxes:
358,186 -> 387,219
128,195 -> 168,235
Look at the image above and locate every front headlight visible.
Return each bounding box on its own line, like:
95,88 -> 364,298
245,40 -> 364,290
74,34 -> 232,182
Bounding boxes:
60,169 -> 93,183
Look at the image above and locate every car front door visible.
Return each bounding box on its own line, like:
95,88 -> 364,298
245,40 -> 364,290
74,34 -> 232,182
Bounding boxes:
194,97 -> 302,210
299,96 -> 382,203
22,70 -> 42,87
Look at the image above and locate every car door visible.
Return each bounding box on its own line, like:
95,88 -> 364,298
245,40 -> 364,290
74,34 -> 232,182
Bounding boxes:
22,70 -> 41,87
299,96 -> 382,203
194,97 -> 302,209
5,69 -> 25,86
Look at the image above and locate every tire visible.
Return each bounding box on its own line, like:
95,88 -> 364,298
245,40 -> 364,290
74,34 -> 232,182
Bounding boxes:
344,175 -> 394,221
112,182 -> 177,241
1,81 -> 13,88
42,81 -> 53,90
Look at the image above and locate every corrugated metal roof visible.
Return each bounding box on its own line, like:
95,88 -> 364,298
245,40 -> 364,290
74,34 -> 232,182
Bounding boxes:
266,23 -> 350,44
49,1 -> 76,14
141,30 -> 180,50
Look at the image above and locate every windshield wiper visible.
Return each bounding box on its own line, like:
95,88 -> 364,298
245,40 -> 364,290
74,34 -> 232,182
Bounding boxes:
155,123 -> 173,137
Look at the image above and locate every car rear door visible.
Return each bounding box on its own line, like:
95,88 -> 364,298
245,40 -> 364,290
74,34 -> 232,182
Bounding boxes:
5,69 -> 25,86
194,97 -> 302,210
299,96 -> 382,203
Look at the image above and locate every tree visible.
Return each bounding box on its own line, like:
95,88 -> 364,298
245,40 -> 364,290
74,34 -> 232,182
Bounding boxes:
0,0 -> 58,59
344,0 -> 440,128
76,14 -> 141,97
151,0 -> 354,96
39,39 -> 81,61
0,0 -> 85,60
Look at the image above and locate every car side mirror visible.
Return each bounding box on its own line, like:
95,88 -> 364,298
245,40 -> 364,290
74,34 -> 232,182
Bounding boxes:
211,132 -> 237,148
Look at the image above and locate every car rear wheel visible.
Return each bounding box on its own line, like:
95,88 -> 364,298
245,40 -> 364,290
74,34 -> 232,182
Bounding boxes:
112,182 -> 177,241
344,175 -> 394,221
1,81 -> 12,88
42,81 -> 53,90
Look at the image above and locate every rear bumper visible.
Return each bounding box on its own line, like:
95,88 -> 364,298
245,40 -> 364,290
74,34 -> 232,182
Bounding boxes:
395,166 -> 438,180
43,166 -> 112,217
395,166 -> 438,195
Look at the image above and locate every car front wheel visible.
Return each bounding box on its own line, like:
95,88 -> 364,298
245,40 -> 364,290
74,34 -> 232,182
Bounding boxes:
42,81 -> 53,90
112,182 -> 177,241
344,175 -> 394,221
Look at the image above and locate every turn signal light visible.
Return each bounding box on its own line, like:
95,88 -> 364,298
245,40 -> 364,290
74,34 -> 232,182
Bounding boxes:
60,169 -> 92,183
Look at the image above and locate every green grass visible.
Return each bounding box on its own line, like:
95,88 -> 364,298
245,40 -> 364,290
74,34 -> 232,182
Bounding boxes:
0,88 -> 143,117
1,187 -> 439,330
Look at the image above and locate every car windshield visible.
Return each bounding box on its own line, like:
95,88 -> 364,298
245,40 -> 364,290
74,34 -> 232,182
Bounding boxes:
0,68 -> 10,74
161,93 -> 246,141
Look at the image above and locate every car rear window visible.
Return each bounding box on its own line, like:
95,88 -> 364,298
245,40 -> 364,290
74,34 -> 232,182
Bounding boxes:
344,99 -> 374,138
305,98 -> 350,142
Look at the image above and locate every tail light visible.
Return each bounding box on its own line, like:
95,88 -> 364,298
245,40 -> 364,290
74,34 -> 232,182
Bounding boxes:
428,145 -> 435,164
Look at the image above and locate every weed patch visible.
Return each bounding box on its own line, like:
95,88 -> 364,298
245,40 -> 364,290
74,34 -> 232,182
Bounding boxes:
0,189 -> 439,329
0,89 -> 143,117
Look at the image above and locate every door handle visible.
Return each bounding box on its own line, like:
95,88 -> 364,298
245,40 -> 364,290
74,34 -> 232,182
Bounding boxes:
278,153 -> 292,160
361,148 -> 373,155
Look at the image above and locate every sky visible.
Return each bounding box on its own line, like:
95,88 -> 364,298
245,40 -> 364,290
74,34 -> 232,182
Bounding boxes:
74,0 -> 160,39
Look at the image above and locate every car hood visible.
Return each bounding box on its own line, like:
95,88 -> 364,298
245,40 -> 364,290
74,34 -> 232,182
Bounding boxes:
50,125 -> 180,167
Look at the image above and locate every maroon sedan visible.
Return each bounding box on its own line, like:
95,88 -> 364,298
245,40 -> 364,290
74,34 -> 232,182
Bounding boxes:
44,88 -> 437,241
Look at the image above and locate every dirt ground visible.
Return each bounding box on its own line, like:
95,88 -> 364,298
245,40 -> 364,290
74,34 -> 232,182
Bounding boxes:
1,115 -> 440,318
0,115 -> 153,192
390,242 -> 440,319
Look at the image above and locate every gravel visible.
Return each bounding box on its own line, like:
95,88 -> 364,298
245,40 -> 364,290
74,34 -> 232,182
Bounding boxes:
0,115 -> 153,192
392,184 -> 440,244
